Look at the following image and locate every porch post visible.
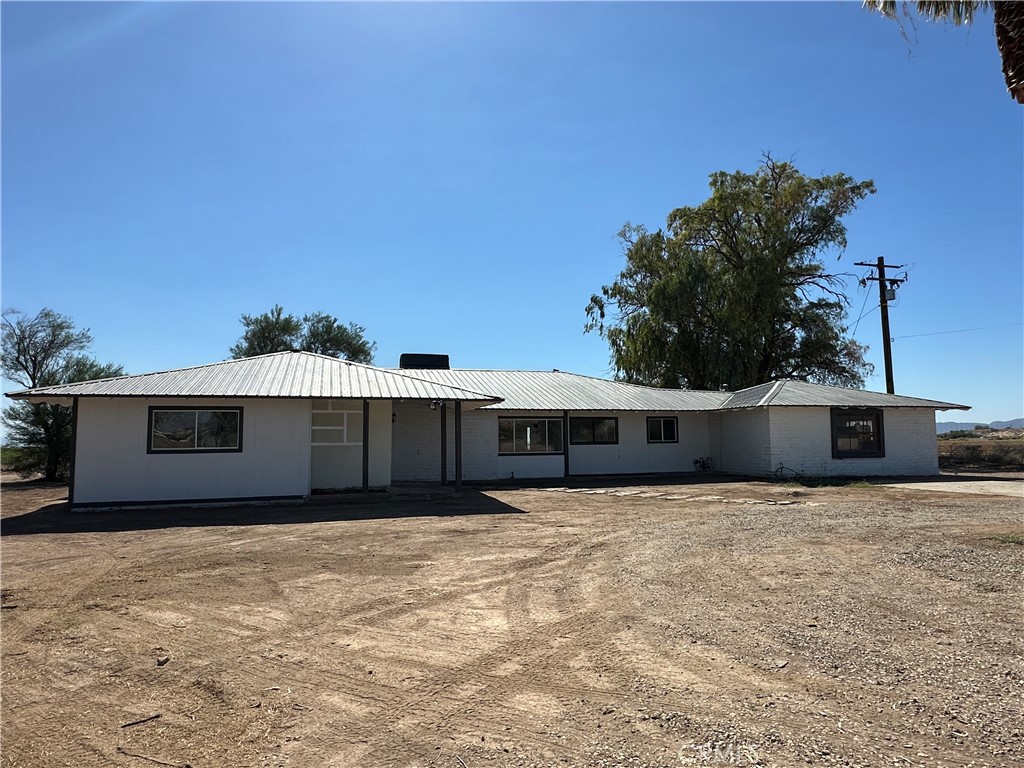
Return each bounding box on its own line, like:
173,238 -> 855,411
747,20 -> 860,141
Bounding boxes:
362,399 -> 370,492
563,409 -> 569,478
69,397 -> 79,506
454,400 -> 463,491
440,401 -> 448,485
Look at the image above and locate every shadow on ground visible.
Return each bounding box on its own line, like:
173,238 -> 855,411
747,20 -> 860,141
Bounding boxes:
0,490 -> 526,536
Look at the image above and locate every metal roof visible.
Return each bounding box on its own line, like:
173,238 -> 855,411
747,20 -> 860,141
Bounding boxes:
720,379 -> 969,411
5,354 -> 969,414
5,352 -> 503,405
392,369 -> 731,411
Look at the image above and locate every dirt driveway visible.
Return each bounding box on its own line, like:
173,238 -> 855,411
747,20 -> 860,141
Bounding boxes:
2,475 -> 1022,768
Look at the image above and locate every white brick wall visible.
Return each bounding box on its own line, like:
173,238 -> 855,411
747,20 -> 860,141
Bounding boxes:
768,407 -> 939,477
709,410 -> 772,475
390,402 -> 497,482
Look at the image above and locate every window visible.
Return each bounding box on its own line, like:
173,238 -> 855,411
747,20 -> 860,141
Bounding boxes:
498,418 -> 564,454
569,417 -> 618,445
149,407 -> 242,453
311,401 -> 363,445
831,409 -> 884,458
647,416 -> 678,444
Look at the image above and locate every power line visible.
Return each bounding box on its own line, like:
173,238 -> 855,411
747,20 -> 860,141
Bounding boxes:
850,275 -> 873,336
894,322 -> 1024,340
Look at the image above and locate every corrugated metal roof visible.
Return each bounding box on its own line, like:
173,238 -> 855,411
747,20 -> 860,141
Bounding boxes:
392,369 -> 731,411
721,379 -> 969,411
5,352 -> 503,404
6,354 -> 969,414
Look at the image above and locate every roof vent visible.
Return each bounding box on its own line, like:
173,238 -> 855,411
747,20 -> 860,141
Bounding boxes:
399,353 -> 450,370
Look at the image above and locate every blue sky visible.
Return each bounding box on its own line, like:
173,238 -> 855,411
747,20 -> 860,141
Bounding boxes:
2,1 -> 1021,423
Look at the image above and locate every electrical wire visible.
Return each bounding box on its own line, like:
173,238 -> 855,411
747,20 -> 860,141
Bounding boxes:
850,281 -> 872,336
894,322 -> 1024,340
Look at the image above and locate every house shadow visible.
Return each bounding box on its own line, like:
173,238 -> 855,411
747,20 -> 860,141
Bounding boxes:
0,489 -> 527,537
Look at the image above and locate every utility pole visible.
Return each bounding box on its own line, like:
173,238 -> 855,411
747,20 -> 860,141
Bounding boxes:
854,256 -> 906,394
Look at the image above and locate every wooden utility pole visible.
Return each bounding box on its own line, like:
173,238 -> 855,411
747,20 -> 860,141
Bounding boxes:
854,257 -> 906,394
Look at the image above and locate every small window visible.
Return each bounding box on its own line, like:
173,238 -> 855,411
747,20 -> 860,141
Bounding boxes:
498,417 -> 564,454
570,417 -> 619,445
831,409 -> 884,458
149,407 -> 242,453
647,416 -> 678,444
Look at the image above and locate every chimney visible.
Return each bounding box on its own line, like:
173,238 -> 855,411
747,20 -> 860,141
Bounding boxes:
399,353 -> 450,370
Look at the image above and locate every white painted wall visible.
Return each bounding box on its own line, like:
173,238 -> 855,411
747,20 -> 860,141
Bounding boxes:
768,407 -> 940,476
392,406 -> 713,482
567,412 -> 710,475
310,399 -> 392,489
708,410 -> 772,476
73,397 -> 312,505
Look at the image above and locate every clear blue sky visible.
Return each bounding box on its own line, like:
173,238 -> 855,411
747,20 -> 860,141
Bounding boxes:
2,1 -> 1021,423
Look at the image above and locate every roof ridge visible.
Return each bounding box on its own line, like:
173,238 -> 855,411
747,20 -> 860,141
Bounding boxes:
4,352 -> 300,395
756,380 -> 788,407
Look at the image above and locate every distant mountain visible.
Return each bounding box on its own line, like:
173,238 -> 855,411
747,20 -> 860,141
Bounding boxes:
937,418 -> 1024,434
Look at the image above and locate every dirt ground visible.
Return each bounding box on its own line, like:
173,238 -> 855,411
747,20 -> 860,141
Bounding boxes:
1,473 -> 1022,768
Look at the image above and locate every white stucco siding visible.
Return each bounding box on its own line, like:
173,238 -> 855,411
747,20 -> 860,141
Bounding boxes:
709,410 -> 772,475
73,397 -> 312,505
768,407 -> 940,476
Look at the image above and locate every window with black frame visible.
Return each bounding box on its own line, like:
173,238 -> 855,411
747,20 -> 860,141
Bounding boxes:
647,416 -> 678,443
569,416 -> 618,445
498,417 -> 564,454
831,409 -> 884,458
149,407 -> 242,453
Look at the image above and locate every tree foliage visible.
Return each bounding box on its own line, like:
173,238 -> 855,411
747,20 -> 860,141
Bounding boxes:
2,308 -> 124,480
863,1 -> 1024,103
229,305 -> 376,363
585,157 -> 877,391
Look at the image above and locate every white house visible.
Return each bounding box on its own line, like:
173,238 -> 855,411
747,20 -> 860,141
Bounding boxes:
5,351 -> 969,509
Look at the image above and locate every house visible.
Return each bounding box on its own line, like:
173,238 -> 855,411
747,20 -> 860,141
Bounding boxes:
5,350 -> 969,509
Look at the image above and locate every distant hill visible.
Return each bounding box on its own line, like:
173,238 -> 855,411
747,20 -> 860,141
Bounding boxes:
937,418 -> 1024,434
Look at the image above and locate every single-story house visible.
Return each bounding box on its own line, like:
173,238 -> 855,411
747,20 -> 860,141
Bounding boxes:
5,350 -> 969,509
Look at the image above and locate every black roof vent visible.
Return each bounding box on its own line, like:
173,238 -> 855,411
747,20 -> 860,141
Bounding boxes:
399,353 -> 450,370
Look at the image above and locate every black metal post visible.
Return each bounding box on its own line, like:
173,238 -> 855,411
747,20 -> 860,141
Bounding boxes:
440,401 -> 447,485
362,399 -> 370,492
454,401 -> 463,491
69,397 -> 79,506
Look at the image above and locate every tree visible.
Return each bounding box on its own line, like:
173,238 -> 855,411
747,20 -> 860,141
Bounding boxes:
863,1 -> 1024,103
2,308 -> 124,481
301,313 -> 376,363
229,305 -> 376,364
229,305 -> 304,358
585,156 -> 876,391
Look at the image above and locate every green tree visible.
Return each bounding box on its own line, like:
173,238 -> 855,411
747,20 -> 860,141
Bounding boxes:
2,308 -> 124,480
585,156 -> 876,391
863,1 -> 1024,103
229,305 -> 376,363
301,313 -> 376,363
229,305 -> 304,358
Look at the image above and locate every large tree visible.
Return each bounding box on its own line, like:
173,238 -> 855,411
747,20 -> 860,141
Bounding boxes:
585,157 -> 876,391
2,308 -> 124,480
864,1 -> 1024,103
230,305 -> 376,363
